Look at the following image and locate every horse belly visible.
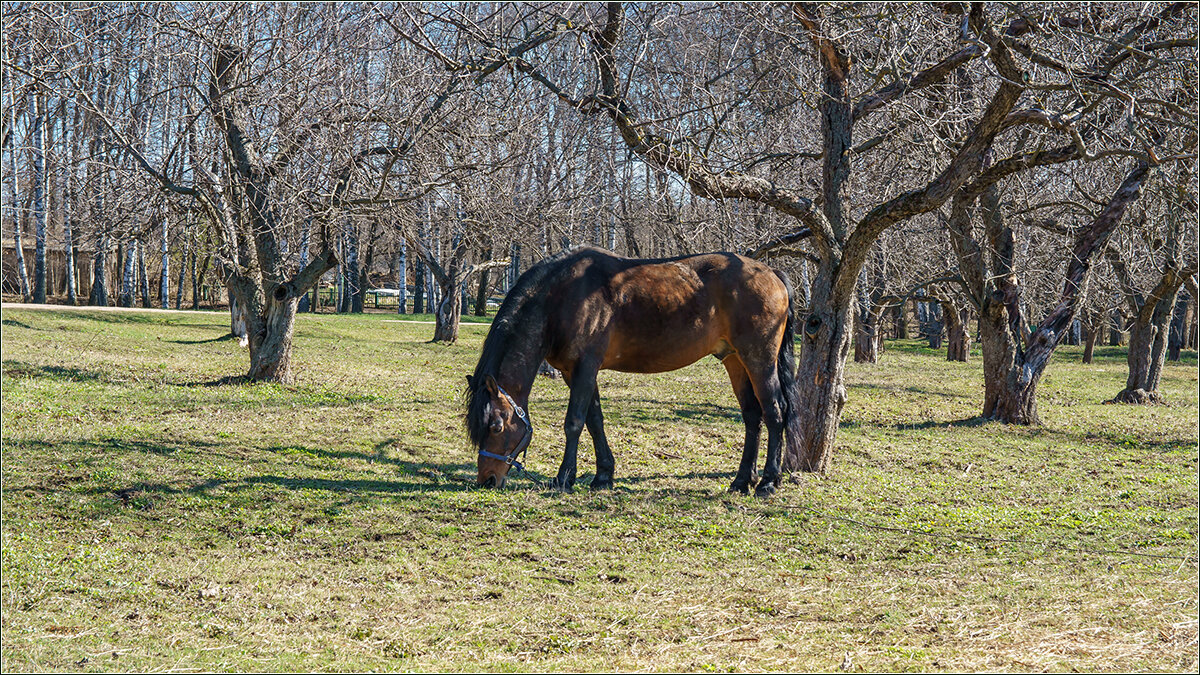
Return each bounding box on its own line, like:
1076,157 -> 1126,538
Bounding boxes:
600,308 -> 723,373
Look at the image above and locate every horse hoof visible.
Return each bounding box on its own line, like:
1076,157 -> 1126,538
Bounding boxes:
590,477 -> 613,491
754,483 -> 776,499
728,481 -> 751,495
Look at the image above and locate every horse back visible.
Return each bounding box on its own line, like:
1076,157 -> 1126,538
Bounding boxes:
543,249 -> 789,374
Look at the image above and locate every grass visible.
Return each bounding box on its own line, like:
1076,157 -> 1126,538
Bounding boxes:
1,307 -> 1196,672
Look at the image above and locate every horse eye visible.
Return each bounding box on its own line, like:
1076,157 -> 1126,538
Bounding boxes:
489,419 -> 504,434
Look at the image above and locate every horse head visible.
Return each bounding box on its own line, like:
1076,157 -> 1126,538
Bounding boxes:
469,374 -> 532,488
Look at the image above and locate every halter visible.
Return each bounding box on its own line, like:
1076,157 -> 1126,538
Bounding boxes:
477,384 -> 533,474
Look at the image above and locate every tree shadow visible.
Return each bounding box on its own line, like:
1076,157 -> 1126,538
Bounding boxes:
605,398 -> 741,425
2,360 -> 109,383
2,318 -> 41,330
169,334 -> 238,345
881,416 -> 990,431
853,381 -> 970,400
184,375 -> 251,387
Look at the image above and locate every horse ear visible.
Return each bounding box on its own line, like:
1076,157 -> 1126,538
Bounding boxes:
483,374 -> 499,397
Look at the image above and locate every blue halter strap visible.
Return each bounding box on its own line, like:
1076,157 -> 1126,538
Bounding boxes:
478,384 -> 533,474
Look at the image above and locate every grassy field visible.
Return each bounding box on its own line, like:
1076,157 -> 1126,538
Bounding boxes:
1,306 -> 1196,672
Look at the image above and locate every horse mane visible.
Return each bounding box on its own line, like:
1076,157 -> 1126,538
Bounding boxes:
464,247 -> 581,449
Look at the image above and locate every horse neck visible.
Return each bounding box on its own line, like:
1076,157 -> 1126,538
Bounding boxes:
495,340 -> 544,405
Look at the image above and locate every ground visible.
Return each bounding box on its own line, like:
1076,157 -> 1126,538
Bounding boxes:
1,306 -> 1196,672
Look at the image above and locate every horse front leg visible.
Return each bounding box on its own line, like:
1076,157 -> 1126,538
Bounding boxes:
585,385 -> 615,490
552,364 -> 599,492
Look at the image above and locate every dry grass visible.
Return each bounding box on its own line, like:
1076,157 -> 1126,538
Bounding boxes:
1,307 -> 1196,671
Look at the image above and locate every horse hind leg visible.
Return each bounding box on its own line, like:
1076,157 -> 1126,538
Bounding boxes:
741,356 -> 786,499
723,356 -> 762,495
585,384 -> 615,490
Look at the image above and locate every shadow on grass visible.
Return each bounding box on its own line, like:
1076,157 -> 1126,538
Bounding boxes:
882,416 -> 990,431
2,318 -> 41,330
185,374 -> 251,387
875,415 -> 1195,455
169,334 -> 239,345
853,381 -> 970,401
37,310 -> 222,327
2,360 -> 109,382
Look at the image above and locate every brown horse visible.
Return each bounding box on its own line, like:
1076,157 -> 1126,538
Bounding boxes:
465,247 -> 802,498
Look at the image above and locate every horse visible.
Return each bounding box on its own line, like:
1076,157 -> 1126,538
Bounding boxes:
464,246 -> 803,498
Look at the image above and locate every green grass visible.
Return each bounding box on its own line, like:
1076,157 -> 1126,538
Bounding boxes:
2,308 -> 1196,672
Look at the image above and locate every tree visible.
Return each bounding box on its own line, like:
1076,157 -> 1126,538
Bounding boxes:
497,3 -> 1058,471
1107,186 -> 1198,403
942,2 -> 1196,422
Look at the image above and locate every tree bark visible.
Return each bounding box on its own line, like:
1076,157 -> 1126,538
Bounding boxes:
792,279 -> 854,473
1082,320 -> 1099,364
89,230 -> 108,306
229,288 -> 249,347
944,301 -> 971,362
176,236 -> 188,309
63,96 -> 78,305
413,253 -> 426,314
8,95 -> 32,303
138,237 -> 152,308
979,305 -> 1041,424
1168,289 -> 1190,361
395,239 -> 407,314
433,277 -> 463,343
119,238 -> 136,307
1109,308 -> 1125,346
474,246 -> 493,316
31,91 -> 47,304
160,216 -> 170,309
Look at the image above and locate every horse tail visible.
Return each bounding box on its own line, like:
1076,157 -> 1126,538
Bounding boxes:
773,269 -> 804,471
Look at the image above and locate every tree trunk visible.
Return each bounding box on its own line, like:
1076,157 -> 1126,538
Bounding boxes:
63,211 -> 76,305
119,238 -> 136,307
229,289 -> 249,347
979,304 -> 1040,424
297,229 -> 311,314
176,238 -> 188,309
1109,308 -> 1125,346
241,286 -> 302,383
1114,320 -> 1162,403
89,231 -> 108,306
138,238 -> 152,308
474,246 -> 492,316
433,277 -> 463,343
1168,290 -> 1189,361
1082,321 -> 1099,364
395,240 -> 407,314
8,99 -> 32,302
925,302 -> 943,349
893,303 -> 908,339
62,97 -> 78,305
160,217 -> 170,308
9,208 -> 32,303
412,255 -> 425,314
1114,287 -> 1179,404
31,92 -> 48,304
787,286 -> 853,473
853,303 -> 879,363
944,303 -> 970,362
190,249 -> 200,310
